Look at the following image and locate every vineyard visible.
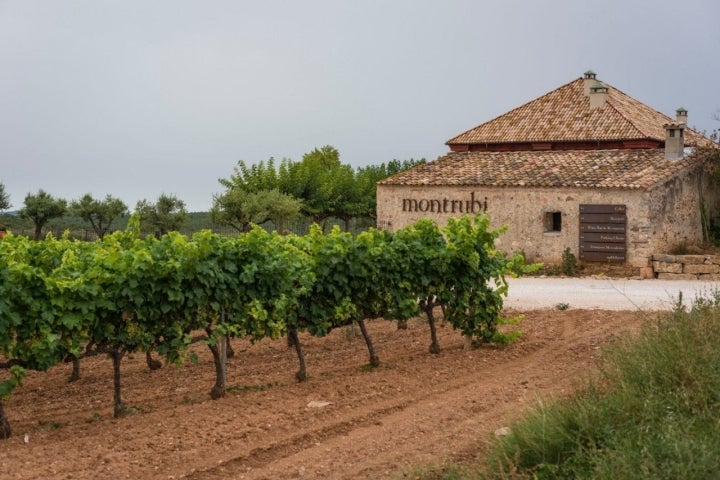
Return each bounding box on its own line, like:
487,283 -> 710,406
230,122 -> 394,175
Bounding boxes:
0,214 -> 532,440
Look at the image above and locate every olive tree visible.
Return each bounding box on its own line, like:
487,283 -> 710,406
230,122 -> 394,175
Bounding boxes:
19,190 -> 67,240
70,194 -> 128,239
211,188 -> 302,233
135,194 -> 187,237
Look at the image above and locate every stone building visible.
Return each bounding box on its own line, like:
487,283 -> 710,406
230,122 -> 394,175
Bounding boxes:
377,71 -> 718,269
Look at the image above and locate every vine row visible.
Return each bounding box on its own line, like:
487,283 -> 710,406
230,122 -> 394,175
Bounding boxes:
0,214 -> 534,439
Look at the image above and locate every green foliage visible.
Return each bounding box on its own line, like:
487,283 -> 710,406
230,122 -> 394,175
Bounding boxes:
217,146 -> 425,231
440,215 -> 524,343
560,247 -> 577,276
484,292 -> 720,479
0,213 -> 525,437
0,366 -> 26,401
69,194 -> 128,239
18,189 -> 68,240
291,146 -> 342,217
135,193 -> 187,237
0,181 -> 10,211
285,225 -> 354,338
0,234 -> 89,399
211,188 -> 302,233
218,157 -> 282,193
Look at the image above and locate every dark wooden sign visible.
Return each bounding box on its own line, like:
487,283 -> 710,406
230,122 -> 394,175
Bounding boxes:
580,243 -> 627,252
579,204 -> 627,263
580,251 -> 627,262
580,224 -> 626,233
579,204 -> 626,214
579,213 -> 627,224
579,232 -> 626,243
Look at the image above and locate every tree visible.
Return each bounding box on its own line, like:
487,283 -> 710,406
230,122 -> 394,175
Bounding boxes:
211,188 -> 302,233
322,164 -> 366,231
19,190 -> 67,240
0,182 -> 10,211
355,158 -> 427,221
266,146 -> 341,223
135,194 -> 187,237
219,148 -> 427,229
218,158 -> 281,193
70,194 -> 128,240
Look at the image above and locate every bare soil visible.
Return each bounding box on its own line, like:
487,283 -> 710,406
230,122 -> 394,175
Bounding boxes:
1,309 -> 650,480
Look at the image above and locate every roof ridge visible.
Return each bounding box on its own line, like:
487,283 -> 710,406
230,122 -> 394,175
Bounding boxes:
601,97 -> 649,139
604,82 -> 672,137
445,77 -> 583,145
444,73 -> 717,147
605,82 -> 710,145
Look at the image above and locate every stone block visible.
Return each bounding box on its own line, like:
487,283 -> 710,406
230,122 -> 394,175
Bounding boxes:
680,255 -> 706,265
698,274 -> 720,281
706,255 -> 720,265
639,267 -> 655,279
652,254 -> 678,263
657,273 -> 699,280
683,263 -> 720,275
652,261 -> 682,273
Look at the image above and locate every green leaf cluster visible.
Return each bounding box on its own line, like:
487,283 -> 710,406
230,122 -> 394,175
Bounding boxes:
215,146 -> 426,231
0,214 -> 530,429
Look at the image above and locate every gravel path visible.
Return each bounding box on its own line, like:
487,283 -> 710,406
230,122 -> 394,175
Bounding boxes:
505,277 -> 720,311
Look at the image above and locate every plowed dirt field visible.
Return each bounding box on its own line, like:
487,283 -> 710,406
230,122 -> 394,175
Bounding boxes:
1,308 -> 650,479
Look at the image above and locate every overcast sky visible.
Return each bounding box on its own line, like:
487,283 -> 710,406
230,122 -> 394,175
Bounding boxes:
1,0 -> 719,212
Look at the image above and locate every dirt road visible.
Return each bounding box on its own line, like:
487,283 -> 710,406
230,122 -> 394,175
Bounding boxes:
506,276 -> 716,310
1,306 -> 653,480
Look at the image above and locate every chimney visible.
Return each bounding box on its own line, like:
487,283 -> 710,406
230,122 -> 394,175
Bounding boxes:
583,70 -> 597,96
675,107 -> 688,124
664,122 -> 685,160
589,81 -> 609,109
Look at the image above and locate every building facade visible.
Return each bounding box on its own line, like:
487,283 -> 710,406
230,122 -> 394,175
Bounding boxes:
377,72 -> 718,268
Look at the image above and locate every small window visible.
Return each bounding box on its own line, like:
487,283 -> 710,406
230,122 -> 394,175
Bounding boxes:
669,129 -> 675,138
545,211 -> 562,232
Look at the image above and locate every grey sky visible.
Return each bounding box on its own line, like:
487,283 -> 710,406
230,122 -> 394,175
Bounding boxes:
1,0 -> 718,212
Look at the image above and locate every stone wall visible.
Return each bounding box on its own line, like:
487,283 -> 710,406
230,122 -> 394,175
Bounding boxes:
377,184 -> 653,266
645,167 -> 710,257
652,254 -> 720,280
377,162 -> 712,269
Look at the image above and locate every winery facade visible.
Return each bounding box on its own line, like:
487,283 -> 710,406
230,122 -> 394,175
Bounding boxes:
377,72 -> 718,269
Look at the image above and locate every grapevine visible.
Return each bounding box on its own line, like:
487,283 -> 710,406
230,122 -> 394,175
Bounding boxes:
0,214 -> 530,438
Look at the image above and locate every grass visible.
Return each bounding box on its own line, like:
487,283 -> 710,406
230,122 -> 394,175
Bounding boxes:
409,291 -> 720,479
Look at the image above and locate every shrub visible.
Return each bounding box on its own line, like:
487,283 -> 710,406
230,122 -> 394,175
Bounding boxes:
560,247 -> 577,276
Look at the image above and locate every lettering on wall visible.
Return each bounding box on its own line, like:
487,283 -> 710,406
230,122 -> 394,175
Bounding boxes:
579,204 -> 627,263
401,192 -> 488,214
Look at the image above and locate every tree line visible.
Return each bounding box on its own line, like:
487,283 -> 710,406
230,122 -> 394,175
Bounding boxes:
0,146 -> 425,240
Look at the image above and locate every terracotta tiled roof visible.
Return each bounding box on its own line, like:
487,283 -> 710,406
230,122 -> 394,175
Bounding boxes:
378,149 -> 705,190
446,77 -> 710,147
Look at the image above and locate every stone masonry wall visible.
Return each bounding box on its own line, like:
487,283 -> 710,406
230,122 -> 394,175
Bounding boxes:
644,168 -> 707,257
652,254 -> 720,280
377,163 -> 710,269
377,184 -> 651,266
